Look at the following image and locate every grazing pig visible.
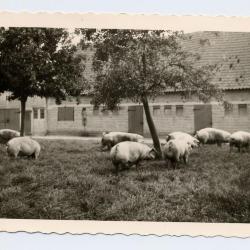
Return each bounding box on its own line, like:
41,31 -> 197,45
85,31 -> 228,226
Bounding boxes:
229,131 -> 250,152
101,131 -> 144,150
166,131 -> 199,148
110,141 -> 156,172
163,139 -> 193,168
6,137 -> 41,159
194,127 -> 231,146
0,129 -> 20,144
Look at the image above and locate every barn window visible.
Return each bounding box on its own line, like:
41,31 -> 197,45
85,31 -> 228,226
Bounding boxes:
224,104 -> 233,116
238,104 -> 247,116
93,107 -> 99,115
58,107 -> 74,121
153,105 -> 161,116
176,105 -> 184,116
33,108 -> 38,119
164,105 -> 172,115
40,108 -> 45,119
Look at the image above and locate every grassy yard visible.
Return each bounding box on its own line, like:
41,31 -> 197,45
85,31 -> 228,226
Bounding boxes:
0,139 -> 250,222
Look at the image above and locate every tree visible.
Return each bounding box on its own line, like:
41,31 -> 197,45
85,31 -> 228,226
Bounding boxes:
78,29 -> 223,158
88,30 -> 222,157
0,27 -> 86,136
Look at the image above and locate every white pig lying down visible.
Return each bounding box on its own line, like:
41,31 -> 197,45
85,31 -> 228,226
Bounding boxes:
194,127 -> 231,146
110,141 -> 157,172
229,131 -> 250,152
166,131 -> 199,148
0,129 -> 20,144
163,139 -> 193,168
101,131 -> 144,150
6,137 -> 41,159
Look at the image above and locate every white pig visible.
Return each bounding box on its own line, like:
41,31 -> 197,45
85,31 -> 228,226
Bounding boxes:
166,131 -> 199,148
0,129 -> 20,144
194,127 -> 231,146
101,131 -> 144,150
110,141 -> 156,172
163,139 -> 193,168
229,131 -> 250,152
6,137 -> 41,159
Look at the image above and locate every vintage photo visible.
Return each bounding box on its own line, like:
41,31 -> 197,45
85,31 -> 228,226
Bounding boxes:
0,22 -> 250,224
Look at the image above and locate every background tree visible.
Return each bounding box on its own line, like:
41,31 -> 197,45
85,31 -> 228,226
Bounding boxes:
80,29 -> 223,158
0,27 -> 86,136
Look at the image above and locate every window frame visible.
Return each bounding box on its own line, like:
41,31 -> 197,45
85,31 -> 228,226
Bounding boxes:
33,108 -> 38,119
58,106 -> 75,121
164,105 -> 172,115
152,105 -> 161,116
238,104 -> 247,116
176,105 -> 184,117
40,108 -> 45,119
224,104 -> 233,116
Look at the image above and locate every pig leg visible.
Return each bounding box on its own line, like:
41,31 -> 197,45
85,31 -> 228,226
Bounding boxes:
229,144 -> 233,153
11,151 -> 18,159
7,148 -> 18,159
164,158 -> 169,168
134,159 -> 141,169
107,142 -> 112,150
183,153 -> 189,165
112,160 -> 120,173
34,150 -> 40,160
170,159 -> 177,169
124,161 -> 134,170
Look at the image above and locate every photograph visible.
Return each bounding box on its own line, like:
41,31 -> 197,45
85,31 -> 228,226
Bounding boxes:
0,24 -> 250,224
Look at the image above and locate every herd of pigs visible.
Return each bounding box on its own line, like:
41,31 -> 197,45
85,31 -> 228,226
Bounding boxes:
0,128 -> 250,172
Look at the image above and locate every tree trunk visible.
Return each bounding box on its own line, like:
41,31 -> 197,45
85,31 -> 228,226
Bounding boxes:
141,96 -> 162,159
20,97 -> 27,136
45,97 -> 49,135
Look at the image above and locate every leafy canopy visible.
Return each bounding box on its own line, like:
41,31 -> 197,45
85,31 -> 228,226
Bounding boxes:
86,29 -> 222,109
0,27 -> 86,103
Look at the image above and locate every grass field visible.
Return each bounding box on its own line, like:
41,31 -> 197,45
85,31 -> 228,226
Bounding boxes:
0,139 -> 250,222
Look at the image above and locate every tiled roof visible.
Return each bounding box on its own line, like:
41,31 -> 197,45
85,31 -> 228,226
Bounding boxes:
181,31 -> 250,90
81,32 -> 250,94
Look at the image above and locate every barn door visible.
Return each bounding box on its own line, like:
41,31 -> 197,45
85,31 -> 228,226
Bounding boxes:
128,106 -> 143,135
0,109 -> 6,129
194,104 -> 212,131
0,109 -> 20,130
24,111 -> 32,135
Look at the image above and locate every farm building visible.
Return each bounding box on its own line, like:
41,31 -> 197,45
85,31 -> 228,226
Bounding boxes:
0,31 -> 250,136
0,93 -> 47,135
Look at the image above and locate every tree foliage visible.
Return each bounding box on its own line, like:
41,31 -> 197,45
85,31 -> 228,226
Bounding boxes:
89,29 -> 222,109
0,27 -> 86,135
78,29 -> 223,157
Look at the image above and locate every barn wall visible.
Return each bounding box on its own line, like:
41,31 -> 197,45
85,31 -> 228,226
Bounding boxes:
47,104 -> 128,136
212,103 -> 250,133
0,92 -> 47,135
46,89 -> 250,136
143,104 -> 194,136
1,88 -> 250,136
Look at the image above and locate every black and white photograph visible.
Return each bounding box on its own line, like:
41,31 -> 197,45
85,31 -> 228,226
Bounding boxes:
0,24 -> 250,223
